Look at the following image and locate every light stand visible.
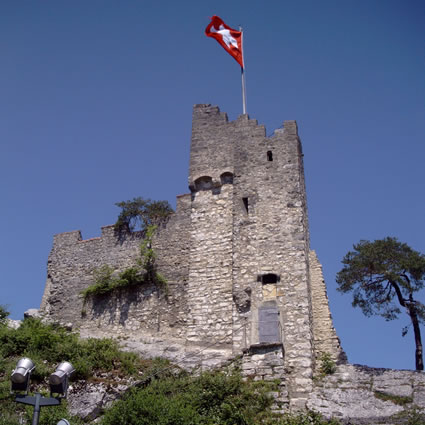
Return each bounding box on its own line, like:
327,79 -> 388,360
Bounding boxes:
15,393 -> 60,425
11,358 -> 75,425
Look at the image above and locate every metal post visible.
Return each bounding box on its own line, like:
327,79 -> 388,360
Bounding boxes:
240,26 -> 247,115
31,393 -> 41,425
241,67 -> 247,115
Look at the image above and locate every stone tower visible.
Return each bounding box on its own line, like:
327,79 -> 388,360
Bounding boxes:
186,104 -> 343,407
40,104 -> 344,410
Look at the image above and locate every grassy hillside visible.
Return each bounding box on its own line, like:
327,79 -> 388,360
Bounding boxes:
0,309 -> 340,425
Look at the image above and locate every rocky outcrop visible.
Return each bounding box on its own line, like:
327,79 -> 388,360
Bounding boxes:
6,318 -> 22,329
67,375 -> 139,421
308,364 -> 425,424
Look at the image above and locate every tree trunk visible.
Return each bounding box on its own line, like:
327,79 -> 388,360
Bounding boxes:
391,281 -> 424,371
408,304 -> 424,371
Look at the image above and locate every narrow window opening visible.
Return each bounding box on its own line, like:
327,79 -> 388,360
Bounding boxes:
262,273 -> 279,284
267,151 -> 273,161
242,197 -> 249,213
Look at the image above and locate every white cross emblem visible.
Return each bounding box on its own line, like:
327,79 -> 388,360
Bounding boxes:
210,24 -> 239,50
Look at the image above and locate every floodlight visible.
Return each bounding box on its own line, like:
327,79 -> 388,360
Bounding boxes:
11,360 -> 79,425
11,358 -> 35,392
49,361 -> 75,396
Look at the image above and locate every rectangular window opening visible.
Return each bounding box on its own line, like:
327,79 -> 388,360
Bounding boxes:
242,197 -> 249,213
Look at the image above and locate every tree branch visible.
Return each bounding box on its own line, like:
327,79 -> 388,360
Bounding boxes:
401,273 -> 411,287
390,280 -> 407,308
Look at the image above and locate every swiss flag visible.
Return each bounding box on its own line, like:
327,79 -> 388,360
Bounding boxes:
205,16 -> 244,68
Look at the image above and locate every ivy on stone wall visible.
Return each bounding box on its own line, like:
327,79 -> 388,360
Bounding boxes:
81,225 -> 167,303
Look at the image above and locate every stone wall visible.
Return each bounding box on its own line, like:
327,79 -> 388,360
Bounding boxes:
186,185 -> 234,346
309,250 -> 346,364
40,104 -> 358,414
40,194 -> 193,343
40,225 -> 143,325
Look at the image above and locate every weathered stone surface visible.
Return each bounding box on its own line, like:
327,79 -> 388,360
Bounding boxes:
67,379 -> 136,420
309,251 -> 347,365
37,104 -> 425,422
24,308 -> 42,319
6,318 -> 22,329
308,364 -> 425,424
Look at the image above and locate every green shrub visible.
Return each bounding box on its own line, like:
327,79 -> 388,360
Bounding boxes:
0,318 -> 143,381
102,369 -> 341,425
0,305 -> 9,323
114,197 -> 173,234
102,370 -> 274,425
318,352 -> 336,376
102,387 -> 200,425
0,318 -> 147,424
81,225 -> 167,301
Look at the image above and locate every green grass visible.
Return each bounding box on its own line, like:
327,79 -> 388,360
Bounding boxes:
374,390 -> 413,406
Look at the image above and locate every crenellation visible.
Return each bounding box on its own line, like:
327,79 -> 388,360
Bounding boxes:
52,230 -> 82,247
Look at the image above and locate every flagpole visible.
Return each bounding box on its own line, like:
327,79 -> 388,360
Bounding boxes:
240,26 -> 247,115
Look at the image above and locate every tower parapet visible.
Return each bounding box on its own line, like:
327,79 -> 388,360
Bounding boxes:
40,104 -> 345,411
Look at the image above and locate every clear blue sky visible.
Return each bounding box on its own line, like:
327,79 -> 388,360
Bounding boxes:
1,0 -> 424,370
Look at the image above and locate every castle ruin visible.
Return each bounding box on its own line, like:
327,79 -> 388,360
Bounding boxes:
39,105 -> 425,422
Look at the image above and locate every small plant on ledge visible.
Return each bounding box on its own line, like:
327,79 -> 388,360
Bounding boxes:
81,224 -> 167,303
138,225 -> 167,288
318,352 -> 337,377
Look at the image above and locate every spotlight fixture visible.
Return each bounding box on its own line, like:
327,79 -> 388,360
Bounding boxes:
49,361 -> 75,396
11,358 -> 35,393
11,359 -> 77,425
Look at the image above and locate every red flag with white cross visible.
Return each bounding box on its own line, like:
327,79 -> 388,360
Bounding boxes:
205,15 -> 244,68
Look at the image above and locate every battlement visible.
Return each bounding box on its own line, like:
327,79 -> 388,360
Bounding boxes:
189,104 -> 300,197
40,104 -> 347,411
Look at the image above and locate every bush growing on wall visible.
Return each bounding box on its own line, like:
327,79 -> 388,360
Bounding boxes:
114,197 -> 173,235
81,197 -> 172,301
81,225 -> 167,301
318,352 -> 336,376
